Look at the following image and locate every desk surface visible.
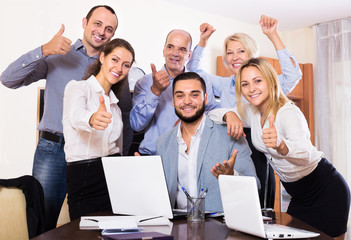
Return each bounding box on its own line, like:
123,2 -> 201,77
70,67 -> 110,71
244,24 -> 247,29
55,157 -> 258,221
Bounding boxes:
32,212 -> 332,240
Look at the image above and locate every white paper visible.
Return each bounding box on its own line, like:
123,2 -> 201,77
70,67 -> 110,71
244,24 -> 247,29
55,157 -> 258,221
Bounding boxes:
79,215 -> 171,230
98,218 -> 137,230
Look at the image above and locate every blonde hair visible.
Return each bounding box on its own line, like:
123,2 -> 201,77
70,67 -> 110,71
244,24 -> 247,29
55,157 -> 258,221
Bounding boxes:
223,33 -> 259,67
235,58 -> 290,123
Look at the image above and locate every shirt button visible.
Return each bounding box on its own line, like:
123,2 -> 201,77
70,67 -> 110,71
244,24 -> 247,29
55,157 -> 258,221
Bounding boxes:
36,55 -> 39,59
22,63 -> 26,67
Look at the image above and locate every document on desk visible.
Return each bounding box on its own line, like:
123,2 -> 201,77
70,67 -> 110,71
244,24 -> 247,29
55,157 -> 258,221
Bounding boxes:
80,216 -> 171,230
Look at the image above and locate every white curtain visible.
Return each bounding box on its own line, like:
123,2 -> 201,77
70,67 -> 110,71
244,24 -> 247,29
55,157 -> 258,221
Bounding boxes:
314,18 -> 351,186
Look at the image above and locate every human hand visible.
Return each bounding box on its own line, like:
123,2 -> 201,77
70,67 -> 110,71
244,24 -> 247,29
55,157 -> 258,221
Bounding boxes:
134,152 -> 141,156
223,112 -> 245,139
42,24 -> 72,56
150,63 -> 170,96
211,149 -> 237,179
259,15 -> 278,37
89,95 -> 112,130
199,23 -> 216,47
262,115 -> 280,149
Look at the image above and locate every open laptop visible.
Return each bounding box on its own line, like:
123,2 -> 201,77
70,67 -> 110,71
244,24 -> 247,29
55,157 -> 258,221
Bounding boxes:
218,175 -> 320,239
102,155 -> 177,219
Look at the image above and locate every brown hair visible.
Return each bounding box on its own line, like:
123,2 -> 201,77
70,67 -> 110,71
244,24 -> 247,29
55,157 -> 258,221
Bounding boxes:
84,38 -> 135,97
86,5 -> 118,25
84,38 -> 135,79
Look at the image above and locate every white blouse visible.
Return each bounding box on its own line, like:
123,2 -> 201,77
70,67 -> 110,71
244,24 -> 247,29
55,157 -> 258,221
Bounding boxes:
208,102 -> 323,182
62,76 -> 123,162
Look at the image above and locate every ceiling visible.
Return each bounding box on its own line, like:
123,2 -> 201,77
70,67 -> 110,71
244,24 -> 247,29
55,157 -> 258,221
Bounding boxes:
161,0 -> 351,31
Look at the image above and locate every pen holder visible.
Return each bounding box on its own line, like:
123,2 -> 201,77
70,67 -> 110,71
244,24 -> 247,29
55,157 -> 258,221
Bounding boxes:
187,196 -> 205,222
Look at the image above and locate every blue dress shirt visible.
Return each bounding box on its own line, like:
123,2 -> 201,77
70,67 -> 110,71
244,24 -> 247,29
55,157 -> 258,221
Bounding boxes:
187,45 -> 303,108
130,65 -> 219,155
1,39 -> 97,135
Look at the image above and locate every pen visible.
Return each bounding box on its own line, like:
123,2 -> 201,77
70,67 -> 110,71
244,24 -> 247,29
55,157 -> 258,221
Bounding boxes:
85,218 -> 99,222
181,187 -> 194,204
139,216 -> 163,223
200,188 -> 208,198
199,188 -> 204,197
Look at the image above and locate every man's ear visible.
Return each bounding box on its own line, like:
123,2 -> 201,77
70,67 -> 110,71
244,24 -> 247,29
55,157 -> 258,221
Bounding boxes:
82,18 -> 87,30
187,50 -> 192,60
204,93 -> 208,105
99,52 -> 105,64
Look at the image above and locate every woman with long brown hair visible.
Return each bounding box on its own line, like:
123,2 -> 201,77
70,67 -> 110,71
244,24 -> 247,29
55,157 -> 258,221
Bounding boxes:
62,38 -> 135,220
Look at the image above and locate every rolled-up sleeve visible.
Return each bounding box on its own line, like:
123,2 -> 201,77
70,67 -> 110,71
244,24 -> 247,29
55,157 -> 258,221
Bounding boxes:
276,48 -> 303,95
130,75 -> 160,132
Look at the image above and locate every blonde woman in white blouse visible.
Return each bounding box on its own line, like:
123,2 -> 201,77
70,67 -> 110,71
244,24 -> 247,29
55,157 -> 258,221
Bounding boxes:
63,38 -> 135,220
209,58 -> 350,239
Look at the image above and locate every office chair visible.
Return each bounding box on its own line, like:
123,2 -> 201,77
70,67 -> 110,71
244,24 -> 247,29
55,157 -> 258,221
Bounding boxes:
0,186 -> 29,240
0,175 -> 45,239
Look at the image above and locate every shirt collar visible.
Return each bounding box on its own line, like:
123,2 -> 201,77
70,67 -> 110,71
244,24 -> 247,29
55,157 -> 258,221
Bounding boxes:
86,75 -> 119,104
162,64 -> 188,81
74,39 -> 99,59
73,39 -> 84,51
176,115 -> 207,144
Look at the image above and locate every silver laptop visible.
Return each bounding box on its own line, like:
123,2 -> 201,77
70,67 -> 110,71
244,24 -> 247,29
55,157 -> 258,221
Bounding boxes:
218,175 -> 320,239
102,155 -> 174,219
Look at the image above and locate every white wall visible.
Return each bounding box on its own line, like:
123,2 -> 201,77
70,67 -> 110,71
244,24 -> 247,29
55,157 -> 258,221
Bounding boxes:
0,0 -> 314,178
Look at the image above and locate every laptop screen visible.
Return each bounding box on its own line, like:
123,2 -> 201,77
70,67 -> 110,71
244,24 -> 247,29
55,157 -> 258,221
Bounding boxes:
102,155 -> 173,219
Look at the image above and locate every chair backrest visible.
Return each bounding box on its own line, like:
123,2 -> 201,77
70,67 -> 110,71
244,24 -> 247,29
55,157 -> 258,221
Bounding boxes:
0,186 -> 29,240
0,175 -> 45,238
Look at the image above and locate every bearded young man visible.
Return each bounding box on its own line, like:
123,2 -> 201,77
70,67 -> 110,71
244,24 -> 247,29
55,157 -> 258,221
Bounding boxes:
155,72 -> 259,213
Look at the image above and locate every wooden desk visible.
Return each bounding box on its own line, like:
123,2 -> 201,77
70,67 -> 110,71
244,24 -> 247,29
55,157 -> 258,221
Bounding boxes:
32,212 -> 332,240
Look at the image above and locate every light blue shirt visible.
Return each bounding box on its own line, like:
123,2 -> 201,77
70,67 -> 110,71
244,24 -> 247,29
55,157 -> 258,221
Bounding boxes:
130,65 -> 219,155
187,45 -> 303,108
0,40 -> 97,135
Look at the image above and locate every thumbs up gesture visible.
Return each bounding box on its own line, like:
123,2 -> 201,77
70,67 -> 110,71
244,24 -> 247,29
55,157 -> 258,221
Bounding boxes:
42,24 -> 72,56
211,149 -> 237,179
262,115 -> 279,149
150,63 -> 170,96
89,95 -> 112,130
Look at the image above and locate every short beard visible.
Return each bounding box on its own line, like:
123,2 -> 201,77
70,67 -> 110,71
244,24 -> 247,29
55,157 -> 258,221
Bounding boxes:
174,102 -> 205,123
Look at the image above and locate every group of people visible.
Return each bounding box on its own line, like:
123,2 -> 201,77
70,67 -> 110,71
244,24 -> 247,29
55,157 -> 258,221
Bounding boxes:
1,4 -> 350,239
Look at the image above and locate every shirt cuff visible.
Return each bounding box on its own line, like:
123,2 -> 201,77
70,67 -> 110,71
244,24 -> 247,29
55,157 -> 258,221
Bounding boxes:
30,46 -> 45,61
193,45 -> 205,56
145,88 -> 161,106
208,108 -> 233,124
276,47 -> 298,66
82,110 -> 96,132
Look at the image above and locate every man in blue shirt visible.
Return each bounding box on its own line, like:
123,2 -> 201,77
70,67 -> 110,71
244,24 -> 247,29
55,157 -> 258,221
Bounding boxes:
130,30 -> 218,155
0,5 -> 132,230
